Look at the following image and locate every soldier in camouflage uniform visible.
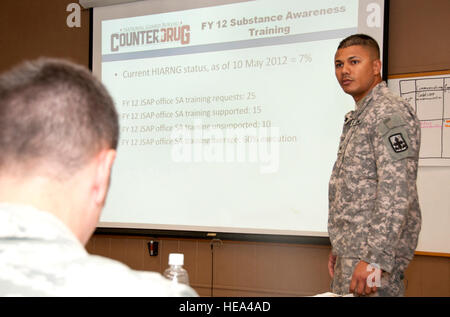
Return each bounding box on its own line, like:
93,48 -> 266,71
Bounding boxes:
0,58 -> 197,296
327,34 -> 421,296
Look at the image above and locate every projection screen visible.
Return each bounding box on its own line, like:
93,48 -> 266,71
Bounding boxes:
92,0 -> 388,239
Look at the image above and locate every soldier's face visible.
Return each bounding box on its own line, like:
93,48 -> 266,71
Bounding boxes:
334,45 -> 381,102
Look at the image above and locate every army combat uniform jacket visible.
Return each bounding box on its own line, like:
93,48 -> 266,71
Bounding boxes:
328,82 -> 421,296
0,203 -> 197,297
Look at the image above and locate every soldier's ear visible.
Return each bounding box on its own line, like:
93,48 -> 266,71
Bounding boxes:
92,148 -> 116,206
372,59 -> 382,77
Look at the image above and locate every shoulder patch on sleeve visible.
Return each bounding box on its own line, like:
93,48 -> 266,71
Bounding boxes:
382,127 -> 414,161
378,113 -> 416,161
388,133 -> 408,153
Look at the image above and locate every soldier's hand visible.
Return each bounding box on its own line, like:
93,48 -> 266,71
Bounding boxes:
328,252 -> 337,278
349,261 -> 378,296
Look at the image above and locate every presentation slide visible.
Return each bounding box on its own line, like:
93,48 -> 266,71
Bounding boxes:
93,0 -> 386,237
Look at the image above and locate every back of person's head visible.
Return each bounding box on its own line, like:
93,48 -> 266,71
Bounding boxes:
0,58 -> 119,179
337,33 -> 380,60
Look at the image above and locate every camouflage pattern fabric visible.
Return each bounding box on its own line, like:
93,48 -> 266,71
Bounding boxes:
328,82 -> 421,296
0,203 -> 197,297
331,257 -> 405,296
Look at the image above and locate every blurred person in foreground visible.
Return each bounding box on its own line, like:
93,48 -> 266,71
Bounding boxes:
0,58 -> 197,297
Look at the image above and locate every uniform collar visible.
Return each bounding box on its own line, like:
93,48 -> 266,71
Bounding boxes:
345,81 -> 386,124
355,81 -> 386,115
0,202 -> 81,246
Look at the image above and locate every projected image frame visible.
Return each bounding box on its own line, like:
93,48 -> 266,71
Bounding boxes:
90,0 -> 389,243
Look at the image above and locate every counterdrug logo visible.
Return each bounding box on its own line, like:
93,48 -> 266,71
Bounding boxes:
110,25 -> 191,52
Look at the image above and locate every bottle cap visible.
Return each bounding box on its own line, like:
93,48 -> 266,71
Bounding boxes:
168,253 -> 184,266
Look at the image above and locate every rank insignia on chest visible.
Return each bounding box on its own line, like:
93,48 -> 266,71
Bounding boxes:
350,119 -> 361,126
389,133 -> 408,153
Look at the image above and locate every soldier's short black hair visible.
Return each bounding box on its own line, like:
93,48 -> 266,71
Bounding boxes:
0,58 -> 119,178
337,34 -> 380,59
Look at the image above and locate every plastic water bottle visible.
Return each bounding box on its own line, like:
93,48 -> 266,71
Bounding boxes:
163,253 -> 189,285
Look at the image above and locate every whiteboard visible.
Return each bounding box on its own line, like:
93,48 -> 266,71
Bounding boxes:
388,73 -> 450,255
388,74 -> 450,166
